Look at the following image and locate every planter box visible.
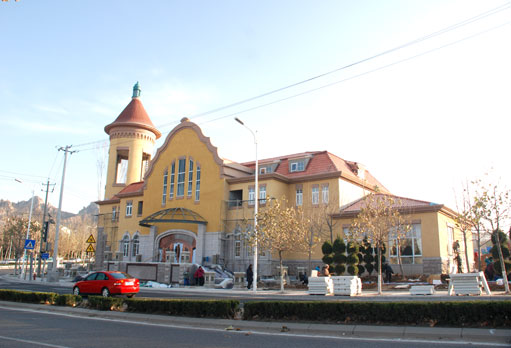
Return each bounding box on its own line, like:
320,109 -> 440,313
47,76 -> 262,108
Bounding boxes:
331,276 -> 361,296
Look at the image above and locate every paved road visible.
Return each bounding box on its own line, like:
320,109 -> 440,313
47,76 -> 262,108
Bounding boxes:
0,303 -> 503,348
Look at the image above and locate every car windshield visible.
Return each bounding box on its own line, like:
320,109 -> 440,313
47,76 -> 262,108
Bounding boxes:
109,272 -> 133,279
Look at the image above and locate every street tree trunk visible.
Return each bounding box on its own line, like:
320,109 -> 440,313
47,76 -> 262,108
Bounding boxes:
279,250 -> 285,293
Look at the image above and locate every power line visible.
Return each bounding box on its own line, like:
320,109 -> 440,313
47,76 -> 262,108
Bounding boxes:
71,2 -> 510,152
74,18 -> 511,154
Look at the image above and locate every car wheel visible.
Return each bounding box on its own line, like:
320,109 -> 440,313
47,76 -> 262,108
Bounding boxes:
101,288 -> 110,297
126,294 -> 135,298
73,287 -> 80,296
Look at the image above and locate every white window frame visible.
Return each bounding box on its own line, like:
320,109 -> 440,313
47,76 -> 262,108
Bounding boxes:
122,236 -> 130,257
290,160 -> 305,172
312,186 -> 319,205
296,188 -> 303,206
177,158 -> 186,197
248,186 -> 255,205
162,170 -> 168,205
187,159 -> 194,197
259,185 -> 266,204
235,234 -> 241,258
112,206 -> 117,221
132,235 -> 139,257
322,184 -> 329,204
126,201 -> 133,217
195,165 -> 201,201
169,162 -> 175,199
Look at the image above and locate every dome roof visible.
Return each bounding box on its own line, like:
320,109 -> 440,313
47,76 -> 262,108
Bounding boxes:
104,83 -> 161,139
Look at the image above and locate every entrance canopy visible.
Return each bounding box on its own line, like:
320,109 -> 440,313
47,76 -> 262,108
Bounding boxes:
139,207 -> 208,227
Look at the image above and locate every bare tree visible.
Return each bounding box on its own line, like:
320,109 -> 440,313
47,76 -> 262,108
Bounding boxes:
473,179 -> 510,293
349,194 -> 410,295
253,198 -> 311,292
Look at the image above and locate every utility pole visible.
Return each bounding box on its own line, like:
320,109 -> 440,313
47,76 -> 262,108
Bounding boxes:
36,179 -> 54,277
49,145 -> 75,282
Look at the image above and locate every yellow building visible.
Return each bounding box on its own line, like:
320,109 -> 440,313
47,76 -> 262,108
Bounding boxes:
95,83 -> 472,280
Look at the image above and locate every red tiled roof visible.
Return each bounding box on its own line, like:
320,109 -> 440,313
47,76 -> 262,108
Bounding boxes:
104,98 -> 161,138
117,182 -> 144,197
340,194 -> 438,213
241,151 -> 388,191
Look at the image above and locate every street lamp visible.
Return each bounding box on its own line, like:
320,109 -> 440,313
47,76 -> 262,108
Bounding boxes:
234,117 -> 258,292
15,179 -> 35,280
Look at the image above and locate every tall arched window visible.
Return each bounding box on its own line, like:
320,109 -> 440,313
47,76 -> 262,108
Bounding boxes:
122,235 -> 130,257
132,235 -> 140,257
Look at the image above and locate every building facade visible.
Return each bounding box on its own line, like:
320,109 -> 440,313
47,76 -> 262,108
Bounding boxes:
95,84 -> 472,280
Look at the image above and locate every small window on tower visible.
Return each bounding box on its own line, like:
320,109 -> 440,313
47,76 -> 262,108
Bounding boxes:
115,149 -> 129,184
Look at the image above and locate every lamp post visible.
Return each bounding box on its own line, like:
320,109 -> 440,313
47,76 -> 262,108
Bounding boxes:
15,179 -> 35,280
235,117 -> 258,292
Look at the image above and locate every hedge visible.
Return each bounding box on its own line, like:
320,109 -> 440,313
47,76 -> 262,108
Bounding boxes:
2,288 -> 510,327
123,298 -> 239,319
243,300 -> 511,327
0,289 -> 80,306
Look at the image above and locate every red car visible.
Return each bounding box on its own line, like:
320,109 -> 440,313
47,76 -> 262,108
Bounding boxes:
73,271 -> 139,298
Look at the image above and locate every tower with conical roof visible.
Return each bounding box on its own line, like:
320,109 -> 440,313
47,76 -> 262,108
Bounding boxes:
104,82 -> 161,200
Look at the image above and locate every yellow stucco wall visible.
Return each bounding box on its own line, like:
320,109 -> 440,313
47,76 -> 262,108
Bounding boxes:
143,125 -> 226,233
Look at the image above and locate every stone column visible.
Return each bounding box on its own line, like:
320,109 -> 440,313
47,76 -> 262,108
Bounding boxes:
196,224 -> 206,264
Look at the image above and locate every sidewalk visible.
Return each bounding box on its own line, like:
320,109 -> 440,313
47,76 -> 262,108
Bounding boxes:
2,272 -> 510,301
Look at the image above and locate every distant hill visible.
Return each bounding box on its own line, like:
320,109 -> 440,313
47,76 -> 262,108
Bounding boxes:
0,197 -> 98,222
0,198 -> 99,259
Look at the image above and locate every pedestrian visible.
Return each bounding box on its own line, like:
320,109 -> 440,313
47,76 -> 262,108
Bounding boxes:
194,266 -> 205,286
383,262 -> 394,283
246,264 -> 253,289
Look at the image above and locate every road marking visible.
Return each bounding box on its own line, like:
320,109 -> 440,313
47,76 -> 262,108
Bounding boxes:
0,305 -> 507,347
0,335 -> 71,348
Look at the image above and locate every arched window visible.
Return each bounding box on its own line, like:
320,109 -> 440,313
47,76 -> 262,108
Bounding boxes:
132,235 -> 140,257
122,235 -> 130,257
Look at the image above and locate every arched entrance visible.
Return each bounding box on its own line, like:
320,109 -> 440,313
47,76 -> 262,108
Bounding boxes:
139,207 -> 208,263
157,231 -> 196,263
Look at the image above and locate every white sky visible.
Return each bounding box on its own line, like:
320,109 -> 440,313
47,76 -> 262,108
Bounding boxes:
1,0 -> 510,214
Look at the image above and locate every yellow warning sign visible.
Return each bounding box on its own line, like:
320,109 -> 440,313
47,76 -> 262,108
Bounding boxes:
86,234 -> 96,244
86,244 -> 95,253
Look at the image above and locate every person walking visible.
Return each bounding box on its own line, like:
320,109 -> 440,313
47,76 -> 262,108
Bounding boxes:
246,264 -> 253,289
194,266 -> 205,286
383,262 -> 394,283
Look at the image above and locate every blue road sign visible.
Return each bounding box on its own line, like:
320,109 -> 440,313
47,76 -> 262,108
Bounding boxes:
41,253 -> 49,260
24,239 -> 36,250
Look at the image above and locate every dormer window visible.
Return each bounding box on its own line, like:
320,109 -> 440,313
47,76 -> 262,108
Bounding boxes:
290,160 -> 305,172
259,167 -> 267,174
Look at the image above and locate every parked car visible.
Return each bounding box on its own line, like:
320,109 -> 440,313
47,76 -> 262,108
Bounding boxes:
73,271 -> 139,298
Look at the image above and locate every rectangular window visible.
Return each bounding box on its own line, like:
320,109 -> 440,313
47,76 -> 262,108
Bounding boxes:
177,158 -> 186,197
389,223 -> 422,264
195,165 -> 201,201
187,159 -> 194,197
126,201 -> 133,217
447,225 -> 454,256
322,184 -> 329,204
259,185 -> 266,204
112,206 -> 118,221
162,170 -> 168,205
248,186 -> 255,205
290,160 -> 305,172
235,234 -> 241,257
296,188 -> 303,206
169,162 -> 175,199
123,238 -> 130,257
312,185 -> 319,205
137,201 -> 143,216
259,167 -> 267,174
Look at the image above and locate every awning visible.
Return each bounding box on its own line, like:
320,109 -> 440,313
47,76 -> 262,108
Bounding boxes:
139,207 -> 208,227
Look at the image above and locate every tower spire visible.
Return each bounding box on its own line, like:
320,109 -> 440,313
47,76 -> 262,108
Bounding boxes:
132,81 -> 141,98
